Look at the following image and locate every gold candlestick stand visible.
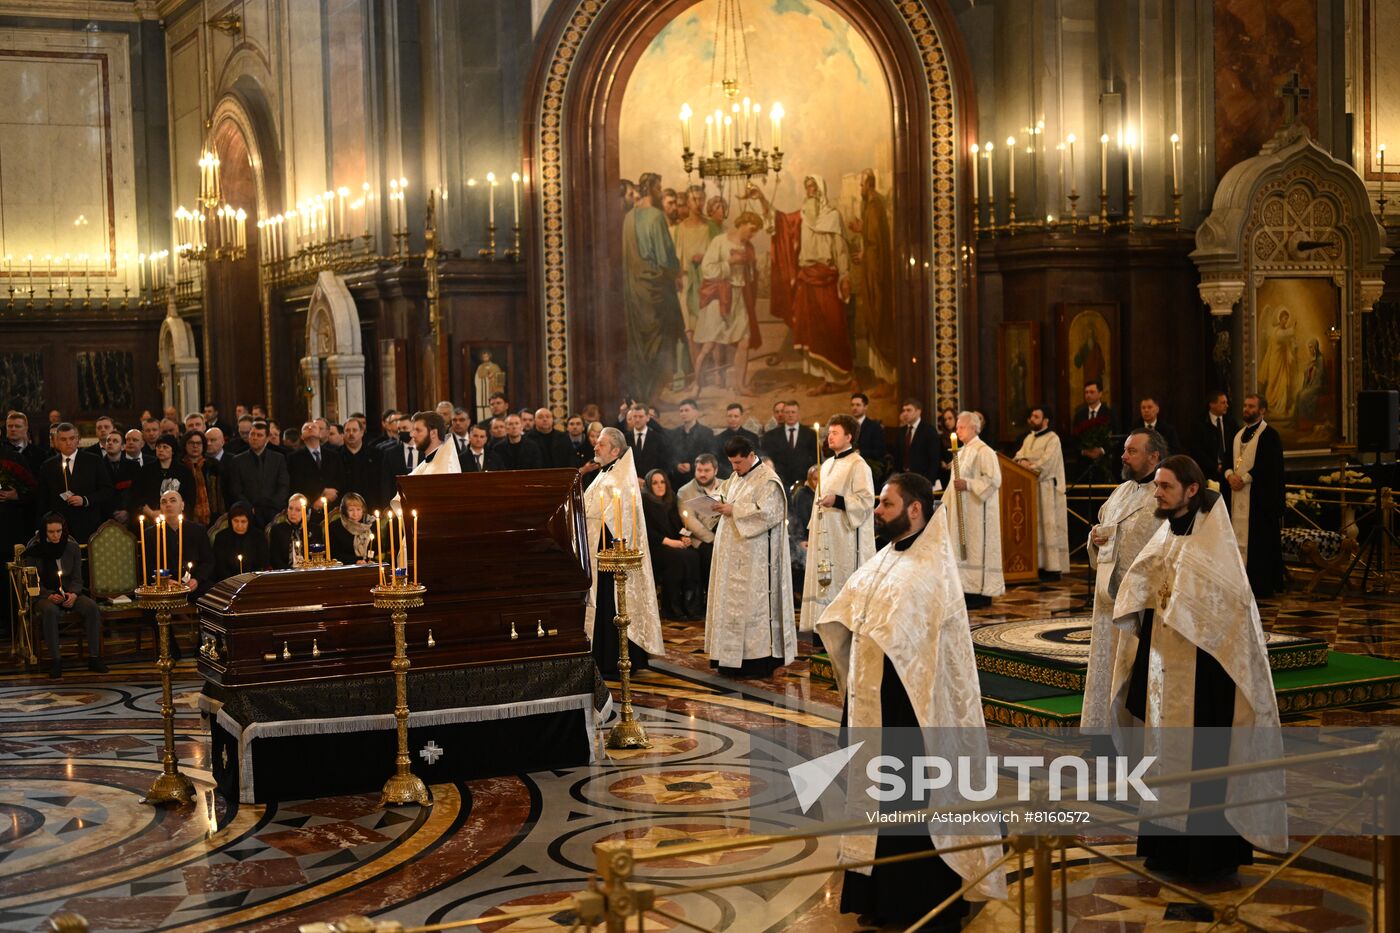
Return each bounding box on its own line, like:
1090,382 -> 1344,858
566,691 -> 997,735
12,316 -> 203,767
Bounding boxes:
137,581 -> 196,806
596,542 -> 649,749
371,580 -> 431,806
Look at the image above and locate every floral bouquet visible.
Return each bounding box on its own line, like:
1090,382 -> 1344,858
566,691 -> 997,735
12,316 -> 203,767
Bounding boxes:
0,458 -> 36,493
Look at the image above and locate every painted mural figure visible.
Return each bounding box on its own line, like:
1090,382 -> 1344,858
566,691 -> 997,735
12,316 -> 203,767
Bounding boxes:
1295,336 -> 1330,428
473,351 -> 506,424
747,177 -> 855,395
673,184 -> 722,378
622,172 -> 686,401
1259,306 -> 1298,420
1073,324 -> 1106,391
850,168 -> 895,382
689,211 -> 764,395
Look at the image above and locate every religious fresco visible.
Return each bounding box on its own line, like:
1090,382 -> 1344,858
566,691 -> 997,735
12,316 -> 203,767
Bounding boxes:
1055,303 -> 1117,418
616,0 -> 897,426
1253,276 -> 1340,450
997,321 -> 1040,442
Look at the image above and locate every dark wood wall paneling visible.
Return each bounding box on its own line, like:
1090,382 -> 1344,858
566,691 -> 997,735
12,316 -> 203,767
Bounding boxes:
0,307 -> 164,428
975,230 -> 1205,447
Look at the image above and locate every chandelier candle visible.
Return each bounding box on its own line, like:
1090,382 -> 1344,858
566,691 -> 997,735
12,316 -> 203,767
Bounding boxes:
1007,136 -> 1016,198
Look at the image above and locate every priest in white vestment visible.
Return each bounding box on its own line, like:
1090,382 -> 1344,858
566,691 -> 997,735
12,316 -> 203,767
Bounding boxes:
1080,427 -> 1167,735
948,411 -> 1004,606
1106,455 -> 1286,879
799,415 -> 875,632
390,411 -> 463,567
817,471 -> 1007,927
584,428 -> 665,676
1013,406 -> 1070,575
705,433 -> 795,675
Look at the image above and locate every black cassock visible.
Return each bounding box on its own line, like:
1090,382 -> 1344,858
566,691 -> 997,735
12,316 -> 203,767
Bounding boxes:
1125,505 -> 1254,880
1237,422 -> 1285,599
839,531 -> 968,932
593,521 -> 649,679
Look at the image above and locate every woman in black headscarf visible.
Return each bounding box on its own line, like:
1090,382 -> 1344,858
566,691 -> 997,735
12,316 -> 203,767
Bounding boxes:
25,512 -> 107,677
212,502 -> 268,581
641,468 -> 702,620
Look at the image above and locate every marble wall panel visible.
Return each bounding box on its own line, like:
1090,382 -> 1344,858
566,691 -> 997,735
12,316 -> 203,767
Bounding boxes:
0,28 -> 138,278
1361,0 -> 1400,183
327,0 -> 368,187
0,353 -> 45,415
1213,0 -> 1318,177
286,0 -> 328,204
167,33 -> 201,216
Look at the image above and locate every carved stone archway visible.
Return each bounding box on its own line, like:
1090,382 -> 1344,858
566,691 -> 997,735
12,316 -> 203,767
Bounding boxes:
157,302 -> 202,417
523,0 -> 975,417
300,271 -> 366,423
1191,122 -> 1392,451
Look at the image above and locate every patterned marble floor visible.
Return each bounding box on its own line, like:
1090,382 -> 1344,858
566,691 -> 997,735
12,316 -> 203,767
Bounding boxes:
0,570 -> 1392,931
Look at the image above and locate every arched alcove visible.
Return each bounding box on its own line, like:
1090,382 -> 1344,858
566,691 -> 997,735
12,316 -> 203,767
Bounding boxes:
157,305 -> 201,417
522,0 -> 976,418
300,271 -> 366,423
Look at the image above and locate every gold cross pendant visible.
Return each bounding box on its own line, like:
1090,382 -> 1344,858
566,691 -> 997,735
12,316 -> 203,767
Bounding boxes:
1157,579 -> 1172,609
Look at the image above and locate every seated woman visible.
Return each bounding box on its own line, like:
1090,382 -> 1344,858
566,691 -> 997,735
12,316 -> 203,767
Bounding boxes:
25,512 -> 108,678
268,494 -> 325,569
213,502 -> 269,580
641,469 -> 702,620
329,493 -> 378,565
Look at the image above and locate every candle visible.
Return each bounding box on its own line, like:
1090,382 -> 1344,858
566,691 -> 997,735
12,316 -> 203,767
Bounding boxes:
723,115 -> 732,153
412,508 -> 419,584
970,144 -> 979,201
511,172 -> 521,226
984,142 -> 995,204
1006,136 -> 1017,197
742,97 -> 751,144
613,489 -> 622,545
177,514 -> 183,578
375,511 -> 384,585
1169,132 -> 1181,195
322,496 -> 330,558
156,517 -> 164,573
238,553 -> 244,575
679,103 -> 693,150
1380,145 -> 1387,209
57,568 -> 63,594
703,115 -> 713,155
486,172 -> 496,225
1066,134 -> 1077,195
300,496 -> 310,563
814,421 -> 823,497
770,102 -> 783,150
388,511 -> 396,579
139,515 -> 147,583
1099,133 -> 1109,195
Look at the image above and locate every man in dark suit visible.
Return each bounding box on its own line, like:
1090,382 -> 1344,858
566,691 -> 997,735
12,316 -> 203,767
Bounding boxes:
2,410 -> 47,558
714,403 -> 760,479
1070,379 -> 1114,464
35,423 -> 113,543
625,403 -> 671,479
460,424 -> 506,472
891,398 -> 941,485
497,414 -> 546,470
668,398 -> 716,488
339,416 -> 385,511
564,415 -> 594,468
1187,390 -> 1238,509
1129,396 -> 1181,456
97,430 -> 140,523
224,415 -> 252,455
143,489 -> 216,599
380,415 -> 423,502
761,400 -> 818,491
529,408 -> 577,469
850,392 -> 888,482
287,421 -> 348,509
226,421 -> 290,527
373,409 -> 401,451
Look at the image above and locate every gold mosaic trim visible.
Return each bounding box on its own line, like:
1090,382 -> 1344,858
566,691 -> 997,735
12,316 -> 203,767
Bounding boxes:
976,653 -> 1085,692
532,0 -> 962,415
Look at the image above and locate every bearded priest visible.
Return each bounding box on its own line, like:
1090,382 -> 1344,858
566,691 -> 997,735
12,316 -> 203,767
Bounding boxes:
799,414 -> 875,634
948,411 -> 1004,608
817,472 -> 1007,930
1080,427 -> 1167,735
1107,455 -> 1287,881
584,428 -> 665,677
704,434 -> 796,675
1013,405 -> 1070,578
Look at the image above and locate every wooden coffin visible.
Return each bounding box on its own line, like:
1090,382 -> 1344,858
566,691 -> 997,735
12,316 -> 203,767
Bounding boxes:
196,468 -> 593,687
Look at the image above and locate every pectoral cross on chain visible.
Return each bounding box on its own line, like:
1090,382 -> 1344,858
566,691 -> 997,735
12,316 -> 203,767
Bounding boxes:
1277,71 -> 1310,126
1157,577 -> 1172,610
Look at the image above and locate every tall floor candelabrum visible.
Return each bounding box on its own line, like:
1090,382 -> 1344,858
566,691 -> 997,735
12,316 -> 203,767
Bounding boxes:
597,540 -> 650,749
137,578 -> 195,806
372,573 -> 430,807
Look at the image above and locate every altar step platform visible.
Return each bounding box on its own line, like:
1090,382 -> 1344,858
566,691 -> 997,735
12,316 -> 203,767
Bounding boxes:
809,615 -> 1400,728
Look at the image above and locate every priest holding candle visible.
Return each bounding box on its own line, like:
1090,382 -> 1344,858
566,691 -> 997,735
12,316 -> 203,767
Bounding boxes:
583,427 -> 664,677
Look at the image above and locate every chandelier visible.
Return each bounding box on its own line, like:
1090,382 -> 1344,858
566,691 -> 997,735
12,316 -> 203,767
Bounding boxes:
679,0 -> 784,185
174,149 -> 247,263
